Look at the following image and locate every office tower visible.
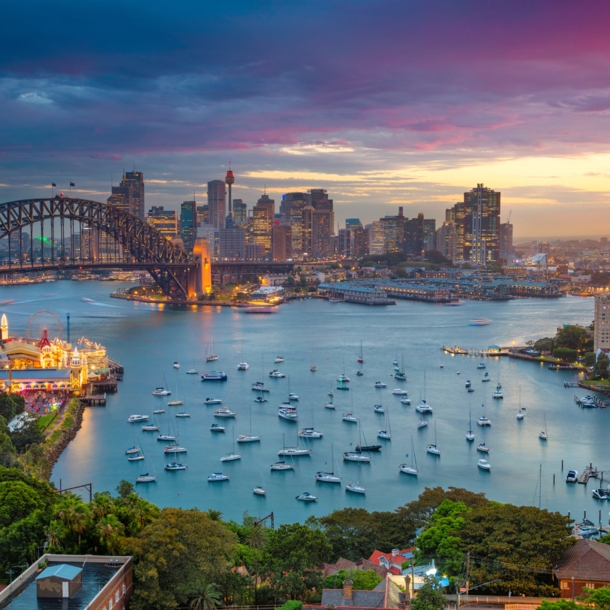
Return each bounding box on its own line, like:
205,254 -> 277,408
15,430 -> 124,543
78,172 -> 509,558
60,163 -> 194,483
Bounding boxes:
225,167 -> 235,217
381,216 -> 404,253
207,180 -> 226,229
107,184 -> 133,215
197,204 -> 210,226
219,228 -> 245,260
147,206 -> 178,237
404,214 -> 424,256
121,171 -> 145,219
367,221 -> 386,255
252,193 -> 275,255
272,224 -> 292,261
463,184 -> 500,264
245,242 -> 265,261
423,218 -> 436,244
280,192 -> 309,257
595,294 -> 610,352
233,199 -> 247,225
302,206 -> 333,259
180,200 -> 197,253
499,222 -> 514,262
435,222 -> 458,262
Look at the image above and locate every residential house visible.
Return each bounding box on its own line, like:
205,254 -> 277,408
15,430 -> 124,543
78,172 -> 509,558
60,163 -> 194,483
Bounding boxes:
555,538 -> 610,598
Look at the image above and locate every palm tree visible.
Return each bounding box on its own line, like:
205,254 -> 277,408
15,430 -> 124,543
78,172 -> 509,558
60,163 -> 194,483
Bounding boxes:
69,503 -> 92,553
206,509 -> 223,522
96,515 -> 124,555
44,526 -> 62,552
189,582 -> 222,610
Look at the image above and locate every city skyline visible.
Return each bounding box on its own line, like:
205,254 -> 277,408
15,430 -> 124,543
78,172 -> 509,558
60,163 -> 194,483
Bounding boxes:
3,2 -> 610,237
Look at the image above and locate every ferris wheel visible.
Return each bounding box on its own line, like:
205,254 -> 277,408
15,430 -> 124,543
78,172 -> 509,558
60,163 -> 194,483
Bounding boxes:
25,310 -> 63,341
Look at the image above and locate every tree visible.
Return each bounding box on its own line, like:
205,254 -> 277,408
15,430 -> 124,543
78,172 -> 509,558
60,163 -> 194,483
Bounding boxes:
116,479 -> 135,498
537,601 -> 578,610
555,325 -> 591,352
580,587 -> 610,610
207,509 -> 223,521
9,415 -> 44,452
0,393 -> 25,422
96,514 -> 124,555
593,353 -> 610,380
323,569 -> 382,591
534,338 -> 554,353
426,250 -> 451,265
189,582 -> 222,610
552,347 -> 577,362
411,578 -> 447,610
584,352 -> 597,367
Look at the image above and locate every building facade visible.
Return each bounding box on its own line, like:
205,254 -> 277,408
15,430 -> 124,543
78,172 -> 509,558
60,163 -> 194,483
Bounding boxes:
147,206 -> 178,237
594,293 -> 610,352
233,199 -> 247,225
219,228 -> 245,260
499,222 -> 514,263
180,200 -> 197,253
207,180 -> 226,230
463,184 -> 501,264
252,194 -> 275,255
272,224 -> 292,261
280,192 -> 309,258
122,171 -> 145,219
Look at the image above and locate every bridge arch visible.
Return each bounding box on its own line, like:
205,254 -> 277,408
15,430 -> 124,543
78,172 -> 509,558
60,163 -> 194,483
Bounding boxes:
0,196 -> 195,298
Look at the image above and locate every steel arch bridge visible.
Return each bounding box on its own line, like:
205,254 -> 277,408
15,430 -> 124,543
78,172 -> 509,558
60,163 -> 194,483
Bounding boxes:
0,196 -> 197,298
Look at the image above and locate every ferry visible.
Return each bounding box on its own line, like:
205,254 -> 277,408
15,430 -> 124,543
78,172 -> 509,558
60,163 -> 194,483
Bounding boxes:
201,371 -> 228,381
469,318 -> 492,326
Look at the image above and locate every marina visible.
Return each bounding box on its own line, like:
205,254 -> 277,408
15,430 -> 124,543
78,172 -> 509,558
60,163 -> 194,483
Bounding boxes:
0,280 -> 606,524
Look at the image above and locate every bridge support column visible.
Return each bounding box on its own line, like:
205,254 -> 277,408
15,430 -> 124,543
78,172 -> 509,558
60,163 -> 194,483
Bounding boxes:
190,237 -> 212,297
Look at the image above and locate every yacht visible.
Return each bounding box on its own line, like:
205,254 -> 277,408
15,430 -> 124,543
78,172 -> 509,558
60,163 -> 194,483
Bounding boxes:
208,472 -> 229,482
237,362 -> 250,370
254,396 -> 268,403
566,470 -> 578,483
278,406 -> 298,421
426,444 -> 440,456
328,389 -> 334,397
168,399 -> 183,406
393,359 -> 399,366
477,416 -> 491,426
128,453 -> 145,462
270,461 -> 294,471
186,369 -> 198,375
237,433 -> 261,443
477,362 -> 486,369
201,371 -> 228,381
342,413 -> 358,423
274,356 -> 285,363
592,488 -> 608,500
356,443 -> 381,452
135,473 -> 157,483
378,430 -> 391,440
465,380 -> 472,388
316,471 -> 341,483
477,443 -> 489,453
346,482 -> 366,494
374,404 -> 385,413
127,414 -> 149,423
252,381 -> 270,392
204,397 -> 222,405
392,388 -> 408,395
278,442 -> 311,456
206,354 -> 219,362
478,459 -> 491,471
289,393 -> 299,401
482,372 -> 490,382
466,410 -> 475,442
539,414 -> 548,440
164,444 -> 187,454
299,427 -> 323,439
374,381 -> 387,388
517,409 -> 525,420
310,364 -> 317,372
157,433 -> 176,441
324,402 -> 336,409
125,445 -> 141,455
343,452 -> 371,462
214,407 -> 236,418
142,424 -> 160,432
153,409 -> 165,414
399,437 -> 418,476
269,369 -> 286,378
253,486 -> 266,496
175,412 -> 190,418
152,387 -> 171,396
165,462 -> 187,471
492,384 -> 504,399
416,400 -> 433,414
220,452 -> 241,462
296,492 -> 317,502
338,374 -> 350,383
210,423 -> 225,432
173,362 -> 180,369
400,396 -> 412,405
417,418 -> 428,428
395,371 -> 406,381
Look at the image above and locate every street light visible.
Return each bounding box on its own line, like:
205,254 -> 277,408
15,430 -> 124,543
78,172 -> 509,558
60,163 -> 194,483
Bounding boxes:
6,563 -> 28,584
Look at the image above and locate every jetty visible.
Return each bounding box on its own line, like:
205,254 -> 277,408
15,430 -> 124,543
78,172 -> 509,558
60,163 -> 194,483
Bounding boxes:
578,464 -> 599,484
80,393 -> 107,406
442,346 -> 505,357
574,395 -> 608,408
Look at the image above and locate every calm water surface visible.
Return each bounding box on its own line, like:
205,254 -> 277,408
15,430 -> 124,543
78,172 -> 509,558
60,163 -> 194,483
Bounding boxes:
1,281 -> 606,524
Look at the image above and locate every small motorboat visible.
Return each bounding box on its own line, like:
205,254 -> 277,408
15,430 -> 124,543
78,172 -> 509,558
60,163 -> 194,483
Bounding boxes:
253,486 -> 266,495
299,427 -> 323,439
343,452 -> 370,462
478,459 -> 491,471
346,482 -> 366,494
395,371 -> 407,381
237,434 -> 262,443
135,473 -> 157,483
482,372 -> 490,382
175,412 -> 191,418
186,369 -> 198,375
206,354 -> 219,362
316,471 -> 342,483
269,369 -> 286,378
477,416 -> 491,426
274,356 -> 285,363
289,393 -> 299,401
220,452 -> 242,462
374,381 -> 387,388
565,470 -> 578,483
477,363 -> 486,369
165,462 -> 187,471
377,430 -> 391,440
173,362 -> 180,369
592,488 -> 608,500
342,413 -> 358,423
374,404 -> 385,413
356,371 -> 364,376
153,409 -> 165,414
465,380 -> 472,388
270,461 -> 294,471
252,382 -> 270,392
477,443 -> 490,453
393,359 -> 399,366
254,396 -> 268,403
328,390 -> 334,397
517,409 -> 525,420
168,399 -> 183,406
210,424 -> 225,432
127,414 -> 149,423
214,407 -> 236,418
296,491 -> 317,502
152,387 -> 171,396
324,402 -> 336,409
310,364 -> 317,372
400,396 -> 412,405
208,472 -> 229,481
392,388 -> 408,395
157,434 -> 176,441
237,362 -> 250,370
204,397 -> 222,405
539,430 -> 548,440
278,407 -> 298,421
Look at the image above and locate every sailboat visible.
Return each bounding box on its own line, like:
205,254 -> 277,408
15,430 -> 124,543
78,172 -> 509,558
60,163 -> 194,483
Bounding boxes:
278,431 -> 311,456
168,379 -> 183,406
315,443 -> 342,483
310,350 -> 317,372
343,420 -> 372,462
253,468 -> 266,495
299,405 -> 323,438
416,372 -> 433,413
399,436 -> 418,475
517,387 -> 525,420
135,456 -> 157,483
221,426 -> 242,461
466,408 -> 475,441
346,461 -> 366,494
237,408 -> 261,443
539,413 -> 548,440
358,340 -> 364,364
426,421 -> 441,456
378,407 -> 392,440
157,412 -> 177,442
205,337 -> 219,362
395,352 -> 406,381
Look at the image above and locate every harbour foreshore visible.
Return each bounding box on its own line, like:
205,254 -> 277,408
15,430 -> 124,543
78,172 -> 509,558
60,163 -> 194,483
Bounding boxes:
110,292 -> 266,307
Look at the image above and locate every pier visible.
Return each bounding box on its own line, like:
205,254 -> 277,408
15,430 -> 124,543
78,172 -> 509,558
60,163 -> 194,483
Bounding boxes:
80,393 -> 107,406
574,394 -> 608,408
578,464 -> 599,484
442,346 -> 506,357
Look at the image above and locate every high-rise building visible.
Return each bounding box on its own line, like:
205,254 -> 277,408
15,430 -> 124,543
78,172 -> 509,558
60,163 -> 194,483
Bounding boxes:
252,193 -> 275,255
196,204 -> 210,226
147,206 -> 178,237
499,222 -> 514,263
302,206 -> 333,259
435,222 -> 458,262
207,180 -> 226,230
594,293 -> 610,352
197,224 -> 219,259
180,200 -> 197,253
219,228 -> 245,260
381,216 -> 404,253
107,184 -> 133,215
445,203 -> 465,262
245,242 -> 265,261
367,221 -> 386,255
280,192 -> 309,257
233,199 -> 247,225
463,184 -> 501,264
122,171 -> 145,219
225,167 -> 235,221
272,224 -> 292,261
404,214 -> 424,257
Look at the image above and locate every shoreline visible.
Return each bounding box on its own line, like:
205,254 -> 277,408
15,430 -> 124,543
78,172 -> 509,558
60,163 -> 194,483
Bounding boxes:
110,293 -> 271,308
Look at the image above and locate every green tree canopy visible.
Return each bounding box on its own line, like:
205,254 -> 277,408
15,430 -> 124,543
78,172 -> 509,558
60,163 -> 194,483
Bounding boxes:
322,569 -> 383,591
0,393 -> 25,422
593,353 -> 610,380
580,587 -> 610,610
534,338 -> 554,353
555,325 -> 591,351
552,347 -> 577,362
411,578 -> 447,610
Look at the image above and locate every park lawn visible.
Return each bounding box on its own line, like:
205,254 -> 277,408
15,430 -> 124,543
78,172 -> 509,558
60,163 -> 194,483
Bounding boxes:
38,412 -> 57,431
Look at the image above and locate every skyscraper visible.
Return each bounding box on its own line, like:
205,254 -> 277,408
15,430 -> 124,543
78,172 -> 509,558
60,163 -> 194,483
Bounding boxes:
233,199 -> 247,225
207,180 -> 226,229
122,171 -> 145,219
435,222 -> 458,262
272,224 -> 292,261
252,193 -> 275,255
499,222 -> 514,263
180,200 -> 197,253
280,192 -> 309,258
594,293 -> 610,352
463,184 -> 500,264
107,184 -> 133,215
367,221 -> 386,255
147,206 -> 178,237
219,227 -> 245,260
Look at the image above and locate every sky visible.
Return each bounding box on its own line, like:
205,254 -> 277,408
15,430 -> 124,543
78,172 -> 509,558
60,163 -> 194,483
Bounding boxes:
2,0 -> 610,238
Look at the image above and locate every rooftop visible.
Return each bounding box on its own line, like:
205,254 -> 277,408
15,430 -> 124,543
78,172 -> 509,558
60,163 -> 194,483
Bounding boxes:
36,564 -> 82,581
555,538 -> 610,581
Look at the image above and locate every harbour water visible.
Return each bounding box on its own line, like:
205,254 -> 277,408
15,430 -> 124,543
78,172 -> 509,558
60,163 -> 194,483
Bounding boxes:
1,281 -> 606,524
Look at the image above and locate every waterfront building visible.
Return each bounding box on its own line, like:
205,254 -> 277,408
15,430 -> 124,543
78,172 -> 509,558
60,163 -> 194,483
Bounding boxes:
272,224 -> 292,261
147,206 -> 178,237
500,221 -> 514,263
180,200 -> 197,253
219,228 -> 245,260
280,192 -> 309,257
594,292 -> 610,352
233,199 -> 247,225
318,282 -> 395,305
252,194 -> 275,254
245,242 -> 265,261
207,180 -> 226,230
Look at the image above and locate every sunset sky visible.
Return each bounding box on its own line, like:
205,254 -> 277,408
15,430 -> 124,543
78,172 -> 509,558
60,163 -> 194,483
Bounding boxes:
2,1 -> 610,238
